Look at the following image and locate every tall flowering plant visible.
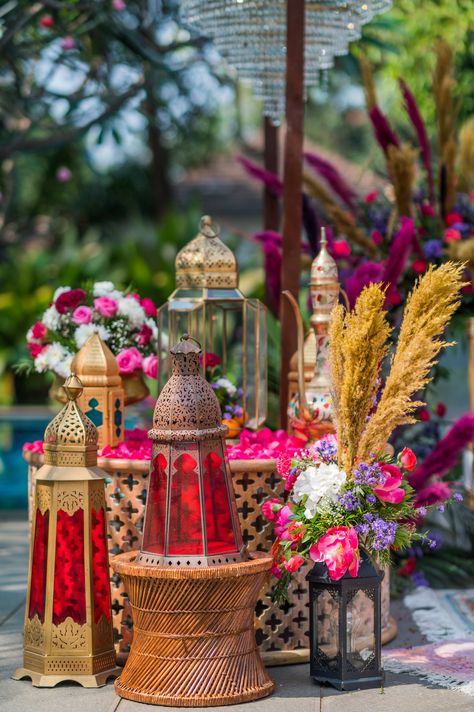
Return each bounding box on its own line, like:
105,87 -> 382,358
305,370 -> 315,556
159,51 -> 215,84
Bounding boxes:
25,281 -> 159,379
265,263 -> 465,599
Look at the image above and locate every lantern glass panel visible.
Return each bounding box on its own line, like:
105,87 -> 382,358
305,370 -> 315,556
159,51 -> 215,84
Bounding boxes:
53,508 -> 86,625
29,507 -> 49,622
346,589 -> 376,671
202,440 -> 238,554
167,443 -> 204,556
316,588 -> 340,670
142,446 -> 169,556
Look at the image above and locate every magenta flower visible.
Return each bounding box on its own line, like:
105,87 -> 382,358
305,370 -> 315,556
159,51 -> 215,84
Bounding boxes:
142,354 -> 158,379
310,526 -> 359,581
283,555 -> 305,573
262,498 -> 283,521
56,166 -> 72,183
116,347 -> 143,374
60,36 -> 76,51
30,321 -> 47,340
373,463 -> 405,504
73,306 -> 93,325
141,297 -> 157,317
94,296 -> 118,318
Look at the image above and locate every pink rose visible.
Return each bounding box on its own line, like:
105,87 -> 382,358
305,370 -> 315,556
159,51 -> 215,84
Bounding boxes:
142,354 -> 158,379
444,228 -> 461,242
332,240 -> 351,258
364,191 -> 378,204
271,565 -> 283,580
137,323 -> 152,346
141,297 -> 157,317
116,347 -> 143,374
262,498 -> 283,521
373,463 -> 405,504
310,526 -> 359,581
28,343 -> 46,358
274,505 -> 293,540
55,288 -> 86,314
399,447 -> 417,472
30,321 -> 47,340
73,306 -> 92,325
283,555 -> 305,573
94,296 -> 118,318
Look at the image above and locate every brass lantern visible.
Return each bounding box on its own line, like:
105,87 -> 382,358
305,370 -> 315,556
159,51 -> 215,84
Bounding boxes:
72,333 -> 125,449
13,375 -> 119,687
157,216 -> 267,430
138,334 -> 246,566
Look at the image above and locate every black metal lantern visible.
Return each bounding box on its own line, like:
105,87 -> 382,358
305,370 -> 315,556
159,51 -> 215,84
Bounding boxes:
307,550 -> 384,691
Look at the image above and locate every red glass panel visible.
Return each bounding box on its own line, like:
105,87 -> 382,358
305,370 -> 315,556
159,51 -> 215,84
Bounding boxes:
53,508 -> 86,625
167,447 -> 203,556
28,508 -> 49,622
142,451 -> 168,554
91,507 -> 111,624
203,446 -> 238,554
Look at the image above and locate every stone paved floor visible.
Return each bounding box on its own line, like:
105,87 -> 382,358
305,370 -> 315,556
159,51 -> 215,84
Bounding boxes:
1,514 -> 472,712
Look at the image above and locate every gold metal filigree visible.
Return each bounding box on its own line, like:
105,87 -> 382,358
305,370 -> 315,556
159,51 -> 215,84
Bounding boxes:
24,614 -> 45,650
51,617 -> 87,650
35,485 -> 52,516
56,484 -> 85,515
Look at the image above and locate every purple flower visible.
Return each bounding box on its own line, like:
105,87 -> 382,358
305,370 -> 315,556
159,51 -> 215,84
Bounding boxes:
411,571 -> 429,587
312,438 -> 337,464
366,494 -> 376,505
353,462 -> 385,486
423,239 -> 444,260
428,532 -> 443,550
417,506 -> 427,517
364,513 -> 374,522
337,491 -> 361,512
438,504 -> 445,513
369,516 -> 397,551
453,492 -> 463,502
355,523 -> 370,535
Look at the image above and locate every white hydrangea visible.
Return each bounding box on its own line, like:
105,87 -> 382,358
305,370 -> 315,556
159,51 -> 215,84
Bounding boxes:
54,350 -> 74,379
215,377 -> 237,397
93,281 -> 122,300
118,297 -> 146,327
34,346 -> 52,373
34,343 -> 73,378
42,305 -> 61,331
145,317 -> 158,343
74,324 -> 110,349
292,463 -> 346,519
53,286 -> 71,301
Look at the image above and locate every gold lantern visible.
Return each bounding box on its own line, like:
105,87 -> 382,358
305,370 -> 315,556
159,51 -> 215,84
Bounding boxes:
71,333 -> 125,449
157,216 -> 267,431
13,375 -> 120,688
285,228 -> 340,440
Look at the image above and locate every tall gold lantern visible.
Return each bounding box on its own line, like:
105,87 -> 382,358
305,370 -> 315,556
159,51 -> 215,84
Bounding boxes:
157,216 -> 268,431
13,375 -> 119,688
71,333 -> 125,449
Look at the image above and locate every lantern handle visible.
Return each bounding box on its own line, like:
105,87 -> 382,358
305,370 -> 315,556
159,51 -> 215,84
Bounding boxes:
200,215 -> 220,238
182,333 -> 202,349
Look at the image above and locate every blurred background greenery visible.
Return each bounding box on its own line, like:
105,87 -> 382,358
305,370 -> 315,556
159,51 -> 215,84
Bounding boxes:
1,0 -> 473,407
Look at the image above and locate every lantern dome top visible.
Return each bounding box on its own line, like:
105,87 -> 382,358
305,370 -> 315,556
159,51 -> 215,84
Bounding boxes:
175,215 -> 239,289
71,333 -> 121,387
310,227 -> 338,286
150,335 -> 227,442
44,374 -> 98,467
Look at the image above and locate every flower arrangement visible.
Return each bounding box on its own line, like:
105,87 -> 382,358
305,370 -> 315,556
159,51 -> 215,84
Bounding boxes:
25,281 -> 159,379
202,352 -> 247,435
266,263 -> 465,598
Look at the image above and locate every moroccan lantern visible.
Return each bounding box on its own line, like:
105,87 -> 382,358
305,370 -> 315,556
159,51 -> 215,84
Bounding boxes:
138,334 -> 246,566
13,375 -> 119,687
307,550 -> 384,691
286,228 -> 340,440
157,215 -> 267,431
72,333 -> 125,449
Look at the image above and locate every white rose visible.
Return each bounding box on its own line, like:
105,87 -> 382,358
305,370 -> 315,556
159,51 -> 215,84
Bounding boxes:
215,377 -> 237,396
53,286 -> 71,301
42,305 -> 61,331
93,281 -> 122,300
118,297 -> 146,327
74,324 -> 110,348
292,463 -> 346,519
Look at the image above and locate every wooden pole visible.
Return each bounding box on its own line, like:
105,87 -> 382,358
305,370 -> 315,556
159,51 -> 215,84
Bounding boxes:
279,0 -> 305,428
263,117 -> 280,231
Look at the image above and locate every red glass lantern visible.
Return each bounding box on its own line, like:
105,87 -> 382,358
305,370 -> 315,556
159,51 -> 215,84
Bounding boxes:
138,334 -> 246,566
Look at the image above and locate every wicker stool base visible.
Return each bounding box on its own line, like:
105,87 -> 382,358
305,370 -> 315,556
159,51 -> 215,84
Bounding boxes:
112,551 -> 275,707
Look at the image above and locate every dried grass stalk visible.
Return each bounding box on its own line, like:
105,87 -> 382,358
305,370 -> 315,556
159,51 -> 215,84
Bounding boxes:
303,174 -> 379,258
387,144 -> 418,217
358,262 -> 465,461
459,117 -> 474,191
329,284 -> 392,472
434,40 -> 457,214
448,237 -> 474,283
359,56 -> 377,111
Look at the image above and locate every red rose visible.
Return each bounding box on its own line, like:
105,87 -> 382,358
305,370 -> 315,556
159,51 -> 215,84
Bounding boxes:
39,15 -> 55,28
28,343 -> 46,358
202,352 -> 221,368
364,191 -> 378,204
55,288 -> 86,314
30,321 -> 47,340
418,408 -> 430,422
435,402 -> 447,417
287,521 -> 305,542
282,555 -> 305,573
397,556 -> 416,577
141,297 -> 157,317
387,290 -> 402,306
445,212 -> 463,227
137,323 -> 152,346
399,447 -> 417,472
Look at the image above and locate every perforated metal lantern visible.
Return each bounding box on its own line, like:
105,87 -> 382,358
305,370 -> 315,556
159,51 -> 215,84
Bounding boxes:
138,335 -> 247,567
307,550 -> 384,691
157,216 -> 267,430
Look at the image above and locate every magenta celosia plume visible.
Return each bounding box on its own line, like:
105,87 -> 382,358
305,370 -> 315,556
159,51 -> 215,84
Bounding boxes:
399,79 -> 434,203
304,151 -> 357,209
345,260 -> 384,308
382,217 -> 415,301
409,413 -> 474,490
238,155 -> 283,196
369,106 -> 400,155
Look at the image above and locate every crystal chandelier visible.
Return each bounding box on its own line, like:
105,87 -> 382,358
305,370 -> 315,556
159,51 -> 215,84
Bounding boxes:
180,1 -> 392,124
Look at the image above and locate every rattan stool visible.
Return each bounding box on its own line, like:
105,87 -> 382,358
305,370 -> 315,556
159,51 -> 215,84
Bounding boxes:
112,551 -> 275,707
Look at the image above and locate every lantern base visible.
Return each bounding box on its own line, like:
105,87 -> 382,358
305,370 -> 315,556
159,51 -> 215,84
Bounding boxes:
311,672 -> 385,692
111,551 -> 275,707
12,666 -> 120,688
